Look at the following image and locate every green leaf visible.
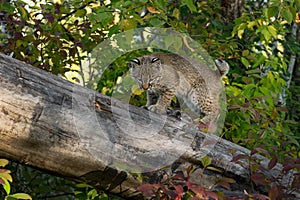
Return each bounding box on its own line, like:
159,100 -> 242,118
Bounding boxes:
2,2 -> 15,13
154,0 -> 166,11
261,28 -> 271,42
201,155 -> 211,167
149,18 -> 165,26
2,178 -> 10,195
76,183 -> 92,188
75,9 -> 87,17
182,0 -> 197,12
253,54 -> 266,68
108,25 -> 120,37
243,84 -> 256,97
91,23 -> 102,32
87,13 -> 97,23
267,6 -> 278,18
7,193 -> 32,200
120,18 -> 137,30
95,11 -> 113,27
241,57 -> 250,68
286,134 -> 300,146
172,36 -> 182,52
99,193 -> 109,200
282,7 -> 293,24
87,189 -> 99,199
165,36 -> 174,48
270,0 -> 280,7
296,0 -> 300,10
17,6 -> 29,21
267,25 -> 277,38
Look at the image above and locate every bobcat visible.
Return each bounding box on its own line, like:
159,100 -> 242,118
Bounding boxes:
129,52 -> 229,133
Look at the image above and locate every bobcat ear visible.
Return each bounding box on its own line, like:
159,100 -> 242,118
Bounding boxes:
131,58 -> 140,65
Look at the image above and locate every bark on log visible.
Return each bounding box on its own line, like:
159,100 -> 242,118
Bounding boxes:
0,53 -> 297,199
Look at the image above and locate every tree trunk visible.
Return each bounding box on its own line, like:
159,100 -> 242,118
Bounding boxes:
0,53 -> 297,199
221,0 -> 244,23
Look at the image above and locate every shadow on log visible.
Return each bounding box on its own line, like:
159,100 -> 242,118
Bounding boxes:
0,53 -> 297,199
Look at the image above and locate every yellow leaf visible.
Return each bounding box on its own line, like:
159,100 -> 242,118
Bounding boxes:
147,7 -> 160,14
132,85 -> 144,95
238,29 -> 244,39
296,13 -> 300,24
172,8 -> 180,19
8,193 -> 32,200
218,177 -> 236,183
267,25 -> 277,38
206,166 -> 223,173
247,21 -> 256,30
0,159 -> 9,167
0,172 -> 13,182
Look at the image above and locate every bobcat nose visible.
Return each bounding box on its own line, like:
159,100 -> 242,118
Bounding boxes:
142,83 -> 150,90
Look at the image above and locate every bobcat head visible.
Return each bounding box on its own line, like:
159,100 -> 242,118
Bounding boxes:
130,56 -> 162,90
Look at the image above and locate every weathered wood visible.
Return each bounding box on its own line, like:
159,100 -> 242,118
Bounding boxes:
0,53 -> 296,198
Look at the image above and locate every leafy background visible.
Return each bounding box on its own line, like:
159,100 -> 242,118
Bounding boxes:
0,0 -> 299,199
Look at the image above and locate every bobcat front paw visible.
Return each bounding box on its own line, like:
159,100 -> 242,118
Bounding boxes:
148,105 -> 166,114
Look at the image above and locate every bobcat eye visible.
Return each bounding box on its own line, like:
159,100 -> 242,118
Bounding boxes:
151,57 -> 160,63
131,58 -> 140,65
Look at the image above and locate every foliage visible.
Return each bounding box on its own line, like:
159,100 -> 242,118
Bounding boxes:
137,163 -> 271,200
0,0 -> 300,199
1,161 -> 75,200
137,165 -> 222,200
232,143 -> 300,199
223,0 -> 300,155
75,183 -> 115,200
0,159 -> 32,200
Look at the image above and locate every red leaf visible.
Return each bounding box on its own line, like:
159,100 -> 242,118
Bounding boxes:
60,50 -> 67,58
186,165 -> 194,175
174,185 -> 184,194
175,185 -> 183,200
249,193 -> 270,200
217,181 -> 231,189
137,184 -> 158,197
268,157 -> 278,170
175,196 -> 182,200
254,147 -> 269,156
282,164 -> 293,174
268,185 -> 278,200
205,191 -> 220,200
231,154 -> 249,162
292,173 -> 300,188
251,173 -> 267,185
173,173 -> 185,181
186,180 -> 196,189
190,185 -> 204,195
242,102 -> 250,108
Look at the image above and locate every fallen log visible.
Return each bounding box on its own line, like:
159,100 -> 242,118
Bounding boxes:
0,53 -> 296,199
